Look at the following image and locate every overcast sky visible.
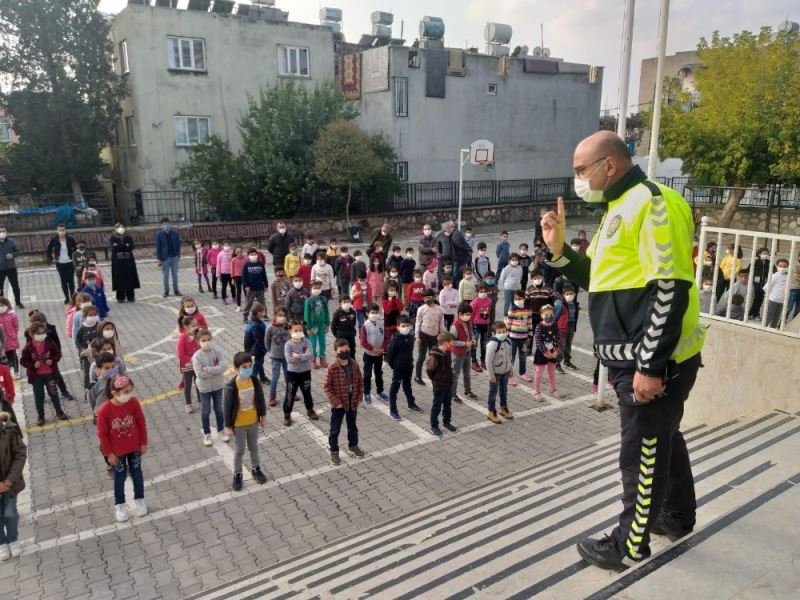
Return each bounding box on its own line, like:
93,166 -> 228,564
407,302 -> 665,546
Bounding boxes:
98,0 -> 796,116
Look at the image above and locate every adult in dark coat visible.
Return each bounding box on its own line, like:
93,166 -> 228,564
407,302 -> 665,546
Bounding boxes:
0,225 -> 24,308
418,224 -> 437,269
266,221 -> 296,274
435,221 -> 471,286
109,223 -> 140,303
45,223 -> 78,304
369,223 -> 392,253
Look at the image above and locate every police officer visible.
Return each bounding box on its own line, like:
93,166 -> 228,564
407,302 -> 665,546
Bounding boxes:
541,131 -> 706,571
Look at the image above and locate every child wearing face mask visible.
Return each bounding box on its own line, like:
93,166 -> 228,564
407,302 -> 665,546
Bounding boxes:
505,289 -> 533,386
334,246 -> 353,297
331,296 -> 357,358
399,248 -> 416,303
96,375 -> 148,522
387,245 -> 404,274
177,316 -> 200,414
458,266 -> 478,304
177,296 -> 208,331
325,239 -> 342,268
311,253 -> 336,300
80,254 -> 105,288
497,253 -> 523,316
304,281 -> 330,368
765,258 -> 791,328
27,311 -> 74,401
87,352 -> 122,438
283,321 -> 319,426
192,328 -> 229,447
449,303 -> 478,404
406,269 -> 426,322
385,315 -> 422,420
532,305 -> 561,401
439,276 -> 459,329
422,260 -> 439,292
265,307 -> 291,407
65,292 -> 86,339
359,303 -> 388,405
286,276 -> 310,324
349,274 -> 372,330
570,230 -> 590,255
554,287 -> 579,371
485,321 -> 513,424
470,285 -> 493,371
72,240 -> 90,291
350,249 -> 367,283
517,244 -> 532,290
21,323 -> 68,425
0,406 -> 25,559
699,278 -> 714,313
414,289 -> 446,385
481,271 -> 499,322
244,303 -> 270,384
88,320 -> 123,371
496,231 -> 510,276
302,235 -> 318,260
474,242 -> 492,282
215,241 -> 235,305
384,264 -> 401,295
284,242 -> 301,279
88,339 -> 126,386
75,306 -> 100,389
370,242 -> 387,273
231,247 -> 246,310
367,252 -> 385,303
80,272 -> 109,319
381,282 -> 404,344
241,248 -> 269,323
270,266 -> 291,311
191,240 -> 209,293
298,253 -> 314,290
206,241 -> 222,299
324,338 -> 366,465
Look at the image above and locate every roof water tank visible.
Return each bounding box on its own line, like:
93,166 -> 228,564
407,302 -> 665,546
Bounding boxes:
488,45 -> 510,57
322,21 -> 342,33
371,11 -> 394,25
319,7 -> 342,22
420,16 -> 445,40
484,22 -> 512,44
372,24 -> 392,39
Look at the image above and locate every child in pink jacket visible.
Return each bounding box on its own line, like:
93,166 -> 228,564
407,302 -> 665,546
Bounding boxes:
0,298 -> 20,378
215,242 -> 235,305
176,315 -> 200,413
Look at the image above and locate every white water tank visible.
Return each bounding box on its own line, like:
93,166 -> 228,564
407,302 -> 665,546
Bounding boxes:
485,22 -> 512,44
420,16 -> 445,40
372,24 -> 391,39
371,11 -> 394,25
319,7 -> 342,22
488,45 -> 510,57
322,21 -> 342,33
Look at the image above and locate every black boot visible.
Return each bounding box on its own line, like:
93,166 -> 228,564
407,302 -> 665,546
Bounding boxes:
576,535 -> 630,571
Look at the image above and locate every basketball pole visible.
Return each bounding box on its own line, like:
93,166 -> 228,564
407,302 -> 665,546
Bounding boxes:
457,148 -> 469,230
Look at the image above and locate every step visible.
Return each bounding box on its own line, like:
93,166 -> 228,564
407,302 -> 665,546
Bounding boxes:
186,412 -> 800,599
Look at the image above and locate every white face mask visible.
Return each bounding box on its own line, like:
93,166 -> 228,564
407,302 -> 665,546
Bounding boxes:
406,253 -> 413,258
200,340 -> 212,350
291,331 -> 303,340
760,254 -> 769,260
311,288 -> 322,296
223,245 -> 231,252
571,244 -> 581,252
211,243 -> 219,249
0,306 -> 7,314
398,326 -> 412,335
533,279 -> 543,286
777,266 -> 789,274
465,274 -> 473,280
341,303 -> 351,311
84,317 -> 98,327
116,227 -> 125,235
102,329 -> 115,339
388,291 -> 397,297
702,284 -> 712,291
460,315 -> 471,322
33,334 -> 47,343
293,281 -> 303,289
564,294 -> 575,302
478,250 -> 485,256
116,393 -> 132,404
249,255 -> 258,263
277,228 -> 286,234
317,260 -> 325,266
478,292 -> 488,298
368,313 -> 379,322
510,261 -> 518,267
574,161 -> 608,203
80,302 -> 92,309
414,277 -> 422,283
0,232 -> 6,240
276,316 -> 287,324
423,229 -> 431,236
184,306 -> 197,314
514,300 -> 525,308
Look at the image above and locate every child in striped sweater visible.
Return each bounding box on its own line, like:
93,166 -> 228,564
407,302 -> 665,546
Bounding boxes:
505,289 -> 533,386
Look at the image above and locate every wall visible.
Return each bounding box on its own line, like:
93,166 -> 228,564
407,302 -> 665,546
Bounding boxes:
110,4 -> 334,195
682,318 -> 800,427
357,46 -> 603,184
699,205 -> 800,236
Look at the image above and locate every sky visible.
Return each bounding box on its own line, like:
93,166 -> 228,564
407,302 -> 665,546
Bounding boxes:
97,0 -> 797,116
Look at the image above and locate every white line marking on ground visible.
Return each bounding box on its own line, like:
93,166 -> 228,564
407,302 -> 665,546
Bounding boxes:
367,396 -> 436,440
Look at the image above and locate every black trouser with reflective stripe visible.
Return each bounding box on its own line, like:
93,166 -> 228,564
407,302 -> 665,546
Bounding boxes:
609,353 -> 701,561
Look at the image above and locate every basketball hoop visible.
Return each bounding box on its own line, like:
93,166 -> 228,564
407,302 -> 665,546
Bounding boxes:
469,139 -> 495,166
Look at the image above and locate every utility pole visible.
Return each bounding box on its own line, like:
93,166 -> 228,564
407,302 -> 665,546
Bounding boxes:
647,0 -> 671,179
616,0 -> 636,140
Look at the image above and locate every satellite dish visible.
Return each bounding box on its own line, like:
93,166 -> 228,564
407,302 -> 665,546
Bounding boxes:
521,45 -> 529,56
543,47 -> 551,57
533,46 -> 543,57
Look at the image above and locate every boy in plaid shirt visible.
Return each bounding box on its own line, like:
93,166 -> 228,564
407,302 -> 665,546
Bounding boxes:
324,338 -> 365,465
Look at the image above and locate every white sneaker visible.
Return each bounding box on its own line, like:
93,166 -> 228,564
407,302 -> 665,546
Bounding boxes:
203,433 -> 212,447
219,431 -> 231,443
13,371 -> 20,381
0,545 -> 9,561
534,393 -> 544,402
115,503 -> 130,522
133,499 -> 148,517
8,542 -> 21,557
184,404 -> 193,414
235,306 -> 241,312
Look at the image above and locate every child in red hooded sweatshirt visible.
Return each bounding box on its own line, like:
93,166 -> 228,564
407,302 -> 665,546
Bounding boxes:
176,315 -> 200,414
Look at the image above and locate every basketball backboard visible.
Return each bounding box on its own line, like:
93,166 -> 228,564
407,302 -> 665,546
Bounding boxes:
469,139 -> 495,165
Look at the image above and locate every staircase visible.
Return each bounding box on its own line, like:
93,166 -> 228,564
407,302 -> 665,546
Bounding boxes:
187,411 -> 800,599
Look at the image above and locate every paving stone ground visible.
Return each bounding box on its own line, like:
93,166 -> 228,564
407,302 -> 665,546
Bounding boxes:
0,222 -> 621,600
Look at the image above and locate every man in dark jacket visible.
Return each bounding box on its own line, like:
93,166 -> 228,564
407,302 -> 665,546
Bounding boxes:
425,331 -> 455,437
418,224 -> 437,269
46,223 -> 77,304
385,315 -> 422,420
0,226 -> 23,308
155,218 -> 181,298
0,408 -> 26,558
369,223 -> 392,254
266,222 -> 296,274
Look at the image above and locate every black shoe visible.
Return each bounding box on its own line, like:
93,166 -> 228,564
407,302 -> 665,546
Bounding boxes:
576,535 -> 630,572
443,423 -> 457,432
62,391 -> 75,402
15,302 -> 24,309
330,451 -> 341,466
106,465 -> 114,479
174,290 -> 182,296
430,426 -> 443,437
408,404 -> 423,413
347,445 -> 365,458
556,365 -> 566,375
651,513 -> 694,542
414,377 -> 426,386
63,299 -> 70,305
251,466 -> 267,484
259,376 -> 270,384
162,292 -> 169,298
466,392 -> 478,400
232,472 -> 243,491
452,395 -> 463,404
565,361 -> 578,370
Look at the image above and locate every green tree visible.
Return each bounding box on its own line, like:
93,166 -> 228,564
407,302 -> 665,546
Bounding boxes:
0,0 -> 126,198
658,27 -> 800,226
314,121 -> 383,229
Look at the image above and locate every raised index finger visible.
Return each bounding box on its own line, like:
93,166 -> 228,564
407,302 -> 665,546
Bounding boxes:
556,196 -> 565,221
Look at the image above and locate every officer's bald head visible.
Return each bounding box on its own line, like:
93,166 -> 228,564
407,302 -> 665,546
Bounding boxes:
573,131 -> 633,186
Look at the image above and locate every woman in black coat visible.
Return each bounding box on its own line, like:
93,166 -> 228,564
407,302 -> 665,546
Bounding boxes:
109,223 -> 141,302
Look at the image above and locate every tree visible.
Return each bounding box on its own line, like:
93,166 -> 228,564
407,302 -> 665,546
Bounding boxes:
0,0 -> 126,198
314,121 -> 382,229
658,27 -> 800,226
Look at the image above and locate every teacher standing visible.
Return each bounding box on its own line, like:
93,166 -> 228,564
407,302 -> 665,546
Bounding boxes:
155,217 -> 182,298
109,223 -> 140,303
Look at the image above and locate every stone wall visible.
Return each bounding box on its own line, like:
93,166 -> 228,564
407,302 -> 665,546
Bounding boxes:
699,205 -> 800,236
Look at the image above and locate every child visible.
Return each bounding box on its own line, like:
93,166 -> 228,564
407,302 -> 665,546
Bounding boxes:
311,254 -> 336,300
74,306 -> 100,389
399,248 -> 416,303
482,270 -> 499,322
532,305 -> 561,400
449,303 -> 477,403
384,265 -> 401,294
271,266 -> 291,311
264,307 -> 290,407
381,282 -> 404,343
496,231 -> 510,276
325,239 -> 341,268
231,247 -> 246,309
350,274 -> 371,330
0,361 -> 16,422
80,272 -> 109,319
206,241 -> 222,299
571,229 -> 590,255
426,331 -> 455,437
498,253 -> 523,316
304,281 -> 330,368
88,338 -> 126,382
193,240 -> 211,293
350,249 -> 367,284
87,352 -> 121,429
177,295 -> 209,331
458,266 -> 477,303
474,242 -> 491,282
367,253 -> 385,303
554,286 -> 579,371
65,292 -> 85,340
94,320 -> 124,359
301,234 -> 318,260
334,246 -> 353,297
406,270 -> 426,323
27,312 -> 74,401
699,278 -> 714,313
284,242 -> 300,279
223,353 -> 268,490
370,242 -> 386,273
464,226 -> 475,252
97,375 -> 147,521
485,321 -> 513,423
518,243 -> 532,290
331,296 -> 357,358
414,288 -> 446,386
323,338 -> 366,466
359,303 -> 388,404
0,407 -> 25,559
243,303 -> 269,384
422,260 -> 439,292
177,315 -> 200,413
69,293 -> 93,342
286,276 -> 310,324
21,323 -> 68,426
72,240 -> 89,290
506,289 -> 533,386
765,258 -> 790,328
192,328 -> 229,447
385,315 -> 421,420
241,248 -> 269,323
80,255 -> 105,288
283,321 -> 319,426
387,246 -> 404,275
215,242 -> 235,305
298,254 -> 314,290
526,271 -> 556,330
440,258 -> 455,285
438,275 -> 459,329
470,285 -> 493,371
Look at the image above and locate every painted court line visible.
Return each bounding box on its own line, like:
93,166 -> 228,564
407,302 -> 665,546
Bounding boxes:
366,396 -> 436,441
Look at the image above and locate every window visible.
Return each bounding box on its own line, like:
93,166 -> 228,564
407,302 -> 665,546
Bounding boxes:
487,83 -> 498,95
393,77 -> 408,117
278,46 -> 310,77
394,162 -> 408,182
174,116 -> 210,146
0,117 -> 11,143
119,40 -> 129,74
125,116 -> 136,147
167,36 -> 206,71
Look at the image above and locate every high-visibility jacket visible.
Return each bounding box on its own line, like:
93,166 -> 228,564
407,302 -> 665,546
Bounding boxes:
548,165 -> 705,377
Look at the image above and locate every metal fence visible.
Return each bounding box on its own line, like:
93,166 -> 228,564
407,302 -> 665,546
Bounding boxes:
129,190 -> 220,224
655,177 -> 800,211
